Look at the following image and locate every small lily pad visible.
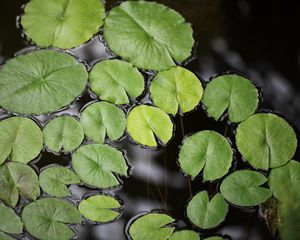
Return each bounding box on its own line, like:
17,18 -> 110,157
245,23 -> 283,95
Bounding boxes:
78,195 -> 122,222
104,1 -> 194,71
0,203 -> 23,235
0,232 -> 14,240
0,162 -> 40,207
39,166 -> 80,197
0,117 -> 43,165
202,74 -> 258,122
89,59 -> 145,104
178,130 -> 233,181
128,213 -> 175,240
21,0 -> 105,49
80,102 -> 127,144
187,191 -> 228,229
220,170 -> 272,207
150,66 -> 203,115
204,237 -> 224,240
169,230 -> 200,240
22,198 -> 81,240
236,113 -> 297,170
0,50 -> 88,115
72,144 -> 128,188
127,105 -> 173,147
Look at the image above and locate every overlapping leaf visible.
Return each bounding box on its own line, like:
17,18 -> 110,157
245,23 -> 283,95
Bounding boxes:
169,230 -> 199,240
0,203 -> 23,237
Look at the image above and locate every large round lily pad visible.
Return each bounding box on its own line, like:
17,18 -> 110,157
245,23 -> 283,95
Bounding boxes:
104,1 -> 194,71
0,203 -> 23,235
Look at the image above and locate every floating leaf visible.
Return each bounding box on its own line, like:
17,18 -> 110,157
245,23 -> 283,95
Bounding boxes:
80,102 -> 126,143
203,237 -> 224,240
78,195 -> 121,222
22,198 -> 81,240
43,116 -> 84,153
0,162 -> 40,207
127,105 -> 173,147
202,74 -> 258,122
89,59 -> 145,104
150,66 -> 203,115
128,213 -> 175,240
187,191 -> 228,229
236,113 -> 297,170
0,50 -> 87,115
220,170 -> 272,207
104,1 -> 194,71
178,130 -> 233,181
169,230 -> 200,240
72,144 -> 128,188
0,232 -> 14,240
21,0 -> 105,49
39,166 -> 80,197
0,203 -> 23,235
0,117 -> 43,165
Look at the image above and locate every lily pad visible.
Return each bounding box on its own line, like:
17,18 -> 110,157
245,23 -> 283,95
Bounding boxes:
202,74 -> 258,122
22,198 -> 81,240
178,130 -> 233,181
0,232 -> 14,240
89,59 -> 145,104
169,230 -> 200,240
0,50 -> 87,115
78,195 -> 122,222
204,237 -> 224,240
236,113 -> 297,170
150,66 -> 203,115
72,144 -> 128,188
0,162 -> 40,207
0,117 -> 43,165
187,191 -> 228,229
39,166 -> 80,197
80,102 -> 127,143
0,203 -> 23,235
128,213 -> 175,240
104,1 -> 194,71
43,116 -> 84,153
220,170 -> 272,207
127,105 -> 173,147
21,0 -> 105,49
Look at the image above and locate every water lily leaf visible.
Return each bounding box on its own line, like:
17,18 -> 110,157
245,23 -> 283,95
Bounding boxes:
150,66 -> 203,115
236,113 -> 297,170
72,144 -> 128,188
22,198 -> 81,240
0,162 -> 40,207
178,130 -> 233,181
39,166 -> 80,197
104,1 -> 194,71
203,237 -> 224,240
128,213 -> 175,240
21,0 -> 105,49
78,195 -> 122,222
127,105 -> 173,147
43,116 -> 84,154
202,74 -> 258,122
0,232 -> 14,240
220,170 -> 272,207
80,102 -> 126,144
0,50 -> 87,115
0,117 -> 43,165
187,191 -> 228,229
89,59 -> 145,104
169,230 -> 200,240
0,203 -> 23,234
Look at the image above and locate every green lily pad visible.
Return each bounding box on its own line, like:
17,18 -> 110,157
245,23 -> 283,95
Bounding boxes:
72,144 -> 128,188
22,198 -> 81,240
0,117 -> 43,165
80,102 -> 127,144
220,170 -> 272,207
78,195 -> 122,222
203,237 -> 224,240
39,166 -> 80,197
0,203 -> 23,235
43,116 -> 84,154
104,1 -> 194,71
236,113 -> 297,170
127,105 -> 173,147
202,74 -> 258,122
0,232 -> 14,240
128,213 -> 175,240
178,130 -> 233,181
89,59 -> 145,104
0,50 -> 87,115
169,230 -> 199,240
150,66 -> 203,115
187,191 -> 228,229
0,162 -> 40,207
21,0 -> 105,49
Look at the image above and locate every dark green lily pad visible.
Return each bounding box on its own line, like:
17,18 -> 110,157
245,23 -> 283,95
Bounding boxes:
169,230 -> 199,240
0,203 -> 23,235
